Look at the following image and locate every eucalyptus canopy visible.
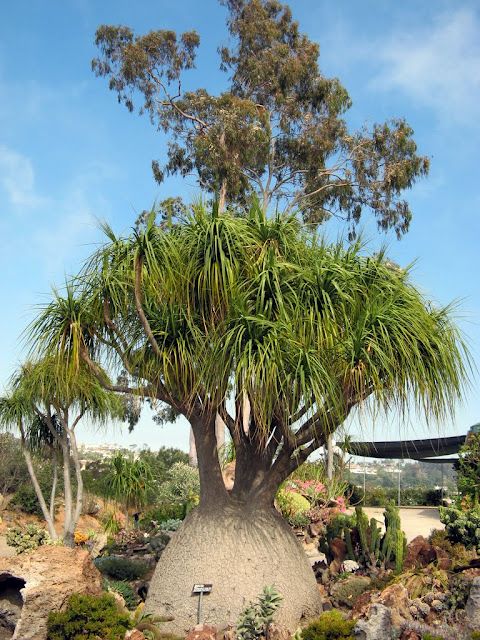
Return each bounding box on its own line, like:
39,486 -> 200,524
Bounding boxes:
92,0 -> 429,238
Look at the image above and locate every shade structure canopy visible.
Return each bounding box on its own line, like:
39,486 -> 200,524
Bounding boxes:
339,424 -> 480,462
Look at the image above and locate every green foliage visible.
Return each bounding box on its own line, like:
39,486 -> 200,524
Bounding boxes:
139,503 -> 187,530
105,579 -> 139,610
276,489 -> 310,524
102,510 -> 122,536
421,634 -> 444,640
322,504 -> 406,572
301,610 -> 356,640
6,523 -> 52,553
0,433 -> 29,496
157,462 -> 200,505
129,602 -> 173,640
28,200 -> 470,548
46,593 -> 131,640
92,1 -> 430,239
236,586 -> 283,640
456,432 -> 480,504
330,576 -> 372,609
94,556 -> 149,581
107,452 -> 154,513
439,506 -> 480,554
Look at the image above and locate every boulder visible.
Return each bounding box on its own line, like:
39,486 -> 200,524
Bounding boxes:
404,536 -> 436,569
0,545 -> 102,640
375,584 -> 412,627
465,576 -> 480,630
355,603 -> 392,640
329,538 -> 347,574
186,623 -> 218,640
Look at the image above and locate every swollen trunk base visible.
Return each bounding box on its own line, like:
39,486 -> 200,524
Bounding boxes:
146,502 -> 322,634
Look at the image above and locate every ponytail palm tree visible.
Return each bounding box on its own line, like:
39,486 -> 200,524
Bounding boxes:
0,358 -> 124,545
27,203 -> 469,630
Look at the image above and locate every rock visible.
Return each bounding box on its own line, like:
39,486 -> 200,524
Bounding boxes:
125,631 -> 146,640
404,536 -> 436,569
186,624 -> 218,640
376,584 -> 412,627
465,576 -> 480,630
432,545 -> 451,570
309,521 -> 324,538
217,625 -> 236,640
265,622 -> 291,640
430,599 -> 444,612
342,559 -> 359,573
329,537 -> 347,573
0,545 -> 102,640
89,532 -> 108,558
355,603 -> 392,640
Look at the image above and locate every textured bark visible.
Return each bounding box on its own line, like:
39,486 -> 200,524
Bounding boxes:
146,501 -> 322,633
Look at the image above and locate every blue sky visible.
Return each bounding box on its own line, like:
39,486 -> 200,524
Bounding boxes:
0,0 -> 479,451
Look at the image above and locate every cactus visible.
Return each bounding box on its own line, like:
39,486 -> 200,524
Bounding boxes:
323,502 -> 406,572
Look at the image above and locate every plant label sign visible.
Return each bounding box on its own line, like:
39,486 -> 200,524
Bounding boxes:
192,584 -> 212,594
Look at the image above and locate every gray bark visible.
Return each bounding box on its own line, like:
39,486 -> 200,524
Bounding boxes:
146,501 -> 322,633
20,440 -> 57,540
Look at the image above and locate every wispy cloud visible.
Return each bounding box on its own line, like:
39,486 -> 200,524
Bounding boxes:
370,8 -> 480,123
0,144 -> 48,209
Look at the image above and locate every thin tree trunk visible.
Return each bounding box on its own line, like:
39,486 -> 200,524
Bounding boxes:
49,450 -> 58,522
68,427 -> 84,532
61,439 -> 74,546
19,435 -> 57,539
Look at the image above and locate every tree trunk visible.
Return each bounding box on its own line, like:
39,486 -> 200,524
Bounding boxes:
68,428 -> 84,530
146,414 -> 321,633
20,445 -> 57,540
61,440 -> 74,547
189,427 -> 198,466
146,500 -> 322,633
49,451 -> 58,522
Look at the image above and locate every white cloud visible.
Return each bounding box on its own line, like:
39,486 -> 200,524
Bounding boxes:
0,144 -> 48,209
370,8 -> 480,122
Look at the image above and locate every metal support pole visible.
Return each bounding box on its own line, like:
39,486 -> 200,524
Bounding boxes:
197,591 -> 203,625
397,459 -> 401,507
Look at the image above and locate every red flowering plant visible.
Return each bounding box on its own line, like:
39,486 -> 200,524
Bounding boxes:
280,462 -> 349,535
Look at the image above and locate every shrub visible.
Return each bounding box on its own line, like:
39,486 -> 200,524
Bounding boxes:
46,593 -> 131,640
276,489 -> 310,524
236,586 -> 282,640
439,506 -> 480,553
11,483 -> 46,515
94,556 -> 149,580
6,524 -> 51,553
139,503 -> 187,530
301,610 -> 356,640
105,579 -> 139,609
157,462 -> 200,505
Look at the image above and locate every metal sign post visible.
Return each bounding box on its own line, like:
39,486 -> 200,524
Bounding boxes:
192,584 -> 213,625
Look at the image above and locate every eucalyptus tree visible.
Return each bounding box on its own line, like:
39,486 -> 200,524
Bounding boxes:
92,0 -> 429,238
0,357 -> 124,545
28,204 -> 469,629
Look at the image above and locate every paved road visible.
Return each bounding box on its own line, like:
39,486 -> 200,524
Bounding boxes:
349,506 -> 443,542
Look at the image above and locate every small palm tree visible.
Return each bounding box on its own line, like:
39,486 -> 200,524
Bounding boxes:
107,451 -> 154,528
0,357 -> 124,545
